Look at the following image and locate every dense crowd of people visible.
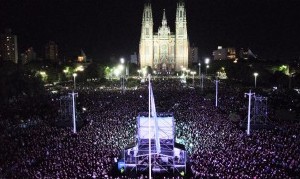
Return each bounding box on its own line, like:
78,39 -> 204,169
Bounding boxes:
0,78 -> 299,178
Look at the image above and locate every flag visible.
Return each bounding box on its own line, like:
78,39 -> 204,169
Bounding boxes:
149,82 -> 160,154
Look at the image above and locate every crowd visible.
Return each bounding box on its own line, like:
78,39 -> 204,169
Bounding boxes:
0,78 -> 299,178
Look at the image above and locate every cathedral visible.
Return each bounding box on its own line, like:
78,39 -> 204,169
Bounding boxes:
139,0 -> 189,73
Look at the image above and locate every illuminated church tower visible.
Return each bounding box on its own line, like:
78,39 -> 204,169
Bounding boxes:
139,0 -> 189,73
175,0 -> 189,71
139,2 -> 154,68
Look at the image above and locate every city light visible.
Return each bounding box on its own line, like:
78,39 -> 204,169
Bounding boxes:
205,58 -> 210,65
114,68 -> 121,77
38,71 -> 48,82
120,58 -> 125,64
254,72 -> 258,88
191,71 -> 196,86
63,69 -> 69,74
75,65 -> 84,72
73,73 -> 77,90
118,64 -> 124,72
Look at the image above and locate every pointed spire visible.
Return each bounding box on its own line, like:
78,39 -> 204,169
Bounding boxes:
142,1 -> 152,22
162,9 -> 167,26
178,0 -> 185,5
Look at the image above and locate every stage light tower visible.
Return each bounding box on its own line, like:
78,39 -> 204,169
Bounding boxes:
191,71 -> 196,86
205,58 -> 210,75
120,58 -> 125,93
245,90 -> 255,135
73,73 -> 77,90
254,72 -> 258,88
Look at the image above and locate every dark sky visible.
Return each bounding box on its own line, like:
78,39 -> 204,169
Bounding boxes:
0,0 -> 299,61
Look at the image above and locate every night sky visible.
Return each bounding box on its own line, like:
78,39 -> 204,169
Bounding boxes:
1,0 -> 299,62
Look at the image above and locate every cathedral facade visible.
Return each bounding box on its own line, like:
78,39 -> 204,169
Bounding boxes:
139,0 -> 189,72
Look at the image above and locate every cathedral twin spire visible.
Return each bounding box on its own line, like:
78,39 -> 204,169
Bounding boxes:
142,3 -> 152,22
142,0 -> 186,24
139,0 -> 189,71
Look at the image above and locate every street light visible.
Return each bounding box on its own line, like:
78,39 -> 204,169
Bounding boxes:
191,71 -> 196,86
73,73 -> 77,90
198,63 -> 203,89
205,58 -> 210,75
289,73 -> 295,89
120,58 -> 125,93
206,65 -> 209,75
205,58 -> 210,65
186,69 -> 190,78
215,79 -> 219,107
253,72 -> 258,88
198,63 -> 201,75
120,58 -> 125,64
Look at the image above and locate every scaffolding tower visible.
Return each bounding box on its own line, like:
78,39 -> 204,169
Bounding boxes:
59,95 -> 72,121
241,94 -> 271,129
252,95 -> 270,125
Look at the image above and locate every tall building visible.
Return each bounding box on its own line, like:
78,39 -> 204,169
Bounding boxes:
20,53 -> 28,65
21,47 -> 37,64
130,52 -> 138,64
139,0 -> 189,72
45,41 -> 58,63
213,46 -> 257,62
26,47 -> 36,62
0,29 -> 18,64
189,46 -> 199,64
213,46 -> 236,61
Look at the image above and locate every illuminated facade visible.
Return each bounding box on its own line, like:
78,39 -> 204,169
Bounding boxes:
139,0 -> 189,72
21,47 -> 36,64
213,46 -> 257,61
213,46 -> 236,61
0,29 -> 18,64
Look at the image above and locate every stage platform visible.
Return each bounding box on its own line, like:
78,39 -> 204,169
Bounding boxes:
120,113 -> 186,175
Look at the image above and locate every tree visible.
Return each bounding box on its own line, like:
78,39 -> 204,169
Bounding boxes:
0,62 -> 45,104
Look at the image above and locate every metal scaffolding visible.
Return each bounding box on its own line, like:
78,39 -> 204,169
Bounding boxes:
241,94 -> 271,130
121,113 -> 186,175
59,95 -> 72,121
252,95 -> 269,125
